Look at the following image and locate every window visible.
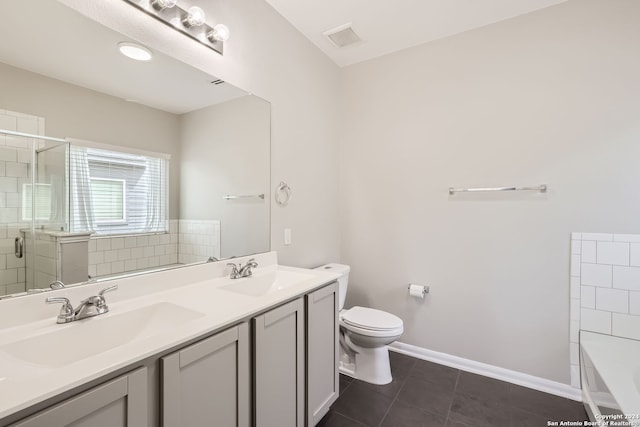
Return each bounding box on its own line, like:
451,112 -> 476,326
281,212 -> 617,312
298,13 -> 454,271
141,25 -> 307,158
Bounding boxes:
90,178 -> 126,223
21,183 -> 52,221
70,145 -> 169,236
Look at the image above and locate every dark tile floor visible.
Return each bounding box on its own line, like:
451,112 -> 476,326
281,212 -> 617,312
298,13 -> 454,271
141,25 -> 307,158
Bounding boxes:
319,352 -> 588,427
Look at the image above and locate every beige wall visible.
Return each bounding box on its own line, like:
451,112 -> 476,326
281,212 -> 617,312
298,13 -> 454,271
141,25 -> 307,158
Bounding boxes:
339,0 -> 640,384
0,62 -> 182,218
180,95 -> 270,257
61,0 -> 342,267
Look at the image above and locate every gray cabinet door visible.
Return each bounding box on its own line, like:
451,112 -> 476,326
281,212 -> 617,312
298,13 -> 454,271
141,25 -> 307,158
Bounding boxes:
162,322 -> 250,427
11,367 -> 147,427
306,282 -> 339,426
254,298 -> 305,427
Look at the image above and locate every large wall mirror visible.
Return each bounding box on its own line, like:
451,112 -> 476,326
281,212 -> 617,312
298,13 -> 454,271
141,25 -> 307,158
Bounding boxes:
0,0 -> 270,297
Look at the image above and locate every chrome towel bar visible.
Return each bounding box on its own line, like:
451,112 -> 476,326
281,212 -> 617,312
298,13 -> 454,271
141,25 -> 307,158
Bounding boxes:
448,184 -> 547,195
223,194 -> 265,200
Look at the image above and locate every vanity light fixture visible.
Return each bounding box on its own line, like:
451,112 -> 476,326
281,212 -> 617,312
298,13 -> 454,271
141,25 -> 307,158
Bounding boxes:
150,0 -> 177,11
207,24 -> 230,42
182,6 -> 206,28
118,42 -> 153,61
122,0 -> 229,55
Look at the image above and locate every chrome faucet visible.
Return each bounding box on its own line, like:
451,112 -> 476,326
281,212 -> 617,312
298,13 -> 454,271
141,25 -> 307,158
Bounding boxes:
227,258 -> 258,279
46,285 -> 118,324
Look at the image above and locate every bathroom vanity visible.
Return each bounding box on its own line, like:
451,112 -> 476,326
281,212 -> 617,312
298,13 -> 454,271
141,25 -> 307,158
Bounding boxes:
0,252 -> 340,427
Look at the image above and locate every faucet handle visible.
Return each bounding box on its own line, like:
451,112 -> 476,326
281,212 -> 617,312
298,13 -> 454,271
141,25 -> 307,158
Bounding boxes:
46,297 -> 75,324
98,285 -> 118,297
49,280 -> 65,290
227,262 -> 240,279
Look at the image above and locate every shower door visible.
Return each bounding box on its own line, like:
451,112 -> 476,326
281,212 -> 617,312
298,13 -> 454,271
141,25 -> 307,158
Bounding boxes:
0,119 -> 68,297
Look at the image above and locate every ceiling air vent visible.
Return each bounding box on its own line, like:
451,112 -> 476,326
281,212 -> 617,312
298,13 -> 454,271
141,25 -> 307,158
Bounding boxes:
323,23 -> 361,48
211,79 -> 225,85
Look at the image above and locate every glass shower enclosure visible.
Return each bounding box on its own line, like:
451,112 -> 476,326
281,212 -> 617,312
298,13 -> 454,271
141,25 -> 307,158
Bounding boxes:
0,128 -> 69,297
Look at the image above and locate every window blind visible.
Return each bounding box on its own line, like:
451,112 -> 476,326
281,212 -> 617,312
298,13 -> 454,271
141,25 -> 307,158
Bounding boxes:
69,145 -> 169,236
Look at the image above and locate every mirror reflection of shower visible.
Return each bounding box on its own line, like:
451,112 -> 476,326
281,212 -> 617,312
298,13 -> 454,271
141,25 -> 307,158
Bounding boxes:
0,110 -> 68,296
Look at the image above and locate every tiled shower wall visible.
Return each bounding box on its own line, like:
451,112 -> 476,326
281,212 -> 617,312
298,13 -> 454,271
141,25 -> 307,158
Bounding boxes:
569,232 -> 640,388
0,109 -> 45,295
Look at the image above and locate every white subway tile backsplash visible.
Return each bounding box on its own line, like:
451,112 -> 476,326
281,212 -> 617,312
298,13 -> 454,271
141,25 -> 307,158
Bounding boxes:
630,292 -> 640,315
612,266 -> 640,291
580,286 -> 595,308
581,241 -> 596,263
136,236 -> 149,247
87,239 -> 96,253
124,237 -> 137,248
124,259 -> 137,271
131,247 -> 144,259
111,238 -> 125,250
137,257 -> 149,270
104,250 -> 118,263
582,233 -> 613,242
570,276 -> 580,298
148,235 -> 159,246
614,234 -> 640,243
580,309 -> 611,334
595,288 -> 629,314
111,261 -> 124,274
597,242 -> 629,266
571,240 -> 581,255
630,244 -> 640,267
118,248 -> 131,261
612,313 -> 640,341
89,251 -> 104,265
570,342 -> 579,365
581,263 -> 612,287
96,263 -> 111,276
570,320 -> 579,343
96,239 -> 111,251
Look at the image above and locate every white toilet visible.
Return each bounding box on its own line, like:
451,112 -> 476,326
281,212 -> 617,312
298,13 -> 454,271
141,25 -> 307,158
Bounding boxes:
315,263 -> 403,385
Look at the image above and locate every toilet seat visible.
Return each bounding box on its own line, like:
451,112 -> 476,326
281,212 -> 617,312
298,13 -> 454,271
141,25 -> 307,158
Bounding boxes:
340,307 -> 403,337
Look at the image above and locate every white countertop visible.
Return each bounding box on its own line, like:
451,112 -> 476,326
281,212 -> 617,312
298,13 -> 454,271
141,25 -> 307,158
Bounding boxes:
0,252 -> 339,421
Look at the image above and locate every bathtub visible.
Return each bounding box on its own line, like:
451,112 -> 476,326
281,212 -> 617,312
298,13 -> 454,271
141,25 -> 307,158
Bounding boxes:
580,331 -> 640,427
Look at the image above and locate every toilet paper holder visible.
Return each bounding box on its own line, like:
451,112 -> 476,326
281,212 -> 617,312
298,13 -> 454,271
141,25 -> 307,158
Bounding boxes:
408,284 -> 429,296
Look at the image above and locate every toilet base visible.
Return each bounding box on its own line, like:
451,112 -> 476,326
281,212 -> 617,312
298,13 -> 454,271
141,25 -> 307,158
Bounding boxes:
339,344 -> 392,385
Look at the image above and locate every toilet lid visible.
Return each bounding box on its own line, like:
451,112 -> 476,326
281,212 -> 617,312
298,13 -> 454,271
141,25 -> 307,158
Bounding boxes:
341,306 -> 403,331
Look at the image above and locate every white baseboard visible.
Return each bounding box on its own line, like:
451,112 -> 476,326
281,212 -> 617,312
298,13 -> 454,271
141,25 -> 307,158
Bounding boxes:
389,341 -> 582,402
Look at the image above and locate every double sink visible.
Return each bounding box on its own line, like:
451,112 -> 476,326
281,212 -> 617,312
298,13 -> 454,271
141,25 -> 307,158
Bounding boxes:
0,268 -> 314,370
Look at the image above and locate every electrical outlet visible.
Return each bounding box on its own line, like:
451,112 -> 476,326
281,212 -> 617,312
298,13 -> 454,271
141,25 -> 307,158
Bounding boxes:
284,228 -> 292,245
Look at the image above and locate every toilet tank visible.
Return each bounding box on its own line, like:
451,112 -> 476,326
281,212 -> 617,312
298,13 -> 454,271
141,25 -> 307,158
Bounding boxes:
314,263 -> 350,310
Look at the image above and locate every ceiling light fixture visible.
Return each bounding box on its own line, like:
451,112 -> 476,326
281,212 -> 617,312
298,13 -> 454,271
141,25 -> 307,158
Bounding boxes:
182,6 -> 206,28
150,0 -> 177,11
118,42 -> 153,61
207,24 -> 230,42
122,0 -> 229,55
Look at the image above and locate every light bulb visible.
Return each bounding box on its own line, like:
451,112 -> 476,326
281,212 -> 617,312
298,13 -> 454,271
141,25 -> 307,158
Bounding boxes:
207,24 -> 230,42
151,0 -> 177,11
183,6 -> 206,28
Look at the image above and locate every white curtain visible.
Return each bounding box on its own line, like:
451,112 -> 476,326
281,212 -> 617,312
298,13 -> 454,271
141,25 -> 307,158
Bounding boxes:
69,144 -> 96,232
143,157 -> 167,232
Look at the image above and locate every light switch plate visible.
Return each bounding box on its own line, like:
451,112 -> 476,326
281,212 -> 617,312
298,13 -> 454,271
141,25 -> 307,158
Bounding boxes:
284,228 -> 292,245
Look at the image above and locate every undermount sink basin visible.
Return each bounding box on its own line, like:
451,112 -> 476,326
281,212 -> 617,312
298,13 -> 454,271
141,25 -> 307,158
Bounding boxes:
220,270 -> 314,297
0,302 -> 203,368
